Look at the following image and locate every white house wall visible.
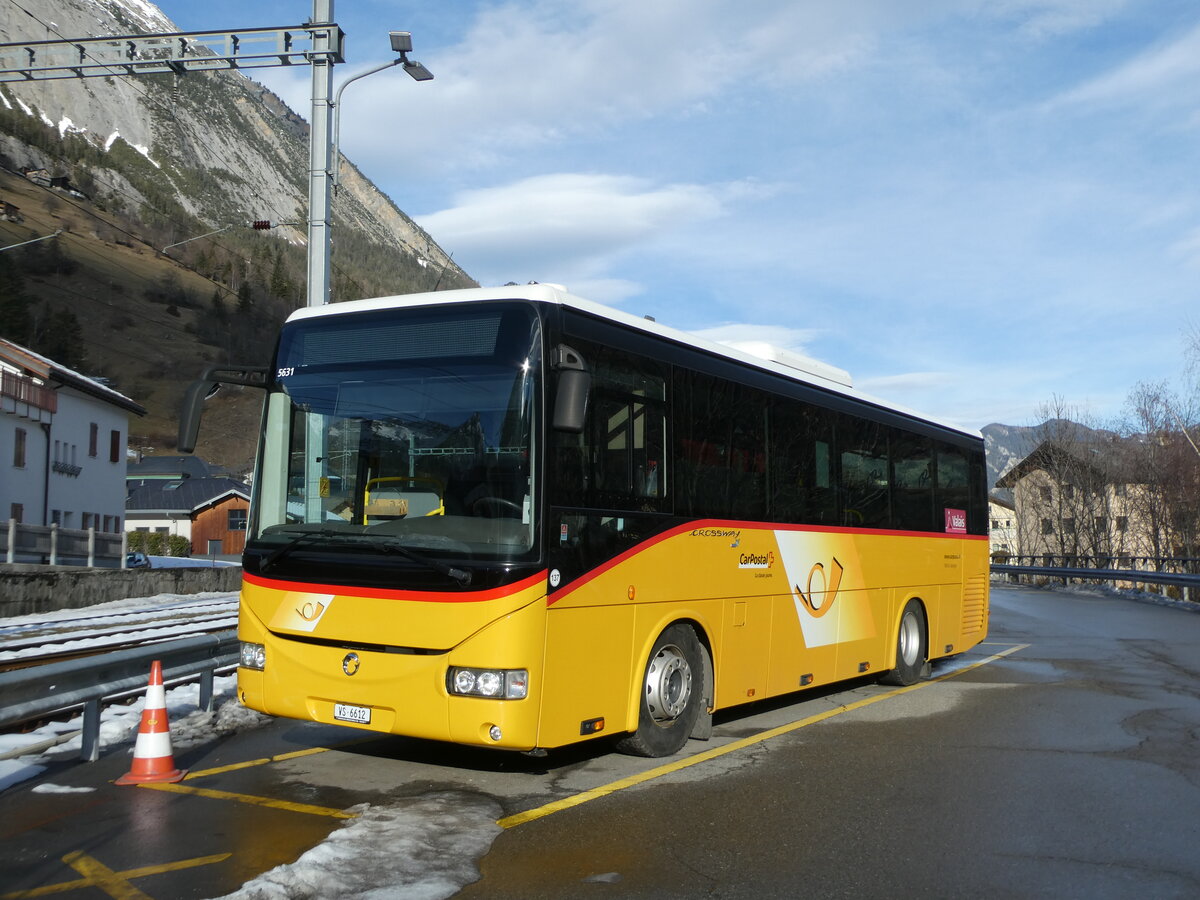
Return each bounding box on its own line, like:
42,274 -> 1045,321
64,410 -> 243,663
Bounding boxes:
1,411 -> 48,524
44,387 -> 130,530
124,513 -> 193,539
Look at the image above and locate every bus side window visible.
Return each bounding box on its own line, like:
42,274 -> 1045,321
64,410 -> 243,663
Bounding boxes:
553,338 -> 667,511
769,400 -> 835,526
891,431 -> 934,531
840,417 -> 890,528
936,443 -> 970,529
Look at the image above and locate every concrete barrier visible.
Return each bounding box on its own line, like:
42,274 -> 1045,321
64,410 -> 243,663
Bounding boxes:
0,564 -> 243,617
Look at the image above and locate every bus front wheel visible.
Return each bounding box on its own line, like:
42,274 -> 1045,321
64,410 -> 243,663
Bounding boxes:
881,599 -> 927,686
617,624 -> 704,758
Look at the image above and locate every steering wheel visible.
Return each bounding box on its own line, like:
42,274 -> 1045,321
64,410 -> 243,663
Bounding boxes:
471,496 -> 523,518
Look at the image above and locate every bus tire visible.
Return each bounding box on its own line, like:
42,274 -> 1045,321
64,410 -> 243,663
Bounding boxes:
880,599 -> 927,686
616,624 -> 704,758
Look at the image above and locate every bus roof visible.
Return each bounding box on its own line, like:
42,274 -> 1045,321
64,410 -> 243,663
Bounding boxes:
286,285 -> 981,440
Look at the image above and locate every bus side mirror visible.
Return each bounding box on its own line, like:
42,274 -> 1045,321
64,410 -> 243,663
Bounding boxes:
177,365 -> 270,453
552,344 -> 590,433
178,378 -> 218,453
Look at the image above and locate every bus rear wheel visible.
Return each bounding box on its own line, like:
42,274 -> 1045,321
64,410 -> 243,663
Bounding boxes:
617,624 -> 703,758
880,599 -> 927,686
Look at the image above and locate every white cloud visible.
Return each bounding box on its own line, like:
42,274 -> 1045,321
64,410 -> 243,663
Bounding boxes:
983,0 -> 1131,38
1168,226 -> 1200,270
1049,20 -> 1200,109
415,173 -> 724,286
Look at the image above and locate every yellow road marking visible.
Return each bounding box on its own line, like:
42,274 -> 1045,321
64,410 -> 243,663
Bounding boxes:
185,745 -> 332,779
499,643 -> 1029,829
0,852 -> 230,900
137,781 -> 357,818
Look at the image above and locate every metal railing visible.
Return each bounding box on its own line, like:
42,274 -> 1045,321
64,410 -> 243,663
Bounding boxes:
4,520 -> 128,567
997,554 -> 1200,574
0,631 -> 238,762
991,561 -> 1200,602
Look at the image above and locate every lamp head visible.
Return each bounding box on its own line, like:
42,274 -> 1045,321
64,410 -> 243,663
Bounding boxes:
404,60 -> 434,81
390,31 -> 413,54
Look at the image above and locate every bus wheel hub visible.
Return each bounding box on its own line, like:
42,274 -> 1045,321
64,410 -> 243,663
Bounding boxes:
646,644 -> 692,722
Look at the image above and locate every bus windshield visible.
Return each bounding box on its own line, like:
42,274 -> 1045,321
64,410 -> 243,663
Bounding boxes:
248,302 -> 542,576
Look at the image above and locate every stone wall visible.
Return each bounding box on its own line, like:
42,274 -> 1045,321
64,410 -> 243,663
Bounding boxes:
0,565 -> 242,617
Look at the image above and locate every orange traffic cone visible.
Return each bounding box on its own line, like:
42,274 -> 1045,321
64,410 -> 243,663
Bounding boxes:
116,659 -> 187,785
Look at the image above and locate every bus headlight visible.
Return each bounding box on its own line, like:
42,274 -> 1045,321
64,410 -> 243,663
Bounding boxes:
448,667 -> 528,700
240,642 -> 266,670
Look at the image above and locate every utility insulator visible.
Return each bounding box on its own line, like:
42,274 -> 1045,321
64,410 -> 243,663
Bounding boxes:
252,220 -> 272,230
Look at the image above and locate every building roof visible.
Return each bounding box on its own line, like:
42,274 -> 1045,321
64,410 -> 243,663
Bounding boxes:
126,476 -> 249,516
0,338 -> 146,416
127,455 -> 215,481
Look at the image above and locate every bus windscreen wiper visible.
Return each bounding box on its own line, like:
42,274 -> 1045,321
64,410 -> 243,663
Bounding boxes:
260,528 -> 471,585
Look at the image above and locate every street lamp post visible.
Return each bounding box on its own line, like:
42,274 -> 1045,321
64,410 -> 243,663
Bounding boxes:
306,13 -> 433,308
331,32 -> 433,194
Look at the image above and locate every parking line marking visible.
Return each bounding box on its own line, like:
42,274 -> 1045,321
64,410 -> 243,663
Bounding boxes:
136,781 -> 357,818
499,643 -> 1030,829
0,851 -> 231,900
185,745 -> 331,779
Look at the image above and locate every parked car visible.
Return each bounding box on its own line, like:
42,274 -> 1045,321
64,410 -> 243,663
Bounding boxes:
126,552 -> 151,569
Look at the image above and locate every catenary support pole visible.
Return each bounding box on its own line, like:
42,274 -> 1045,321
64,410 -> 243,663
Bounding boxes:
307,0 -> 335,307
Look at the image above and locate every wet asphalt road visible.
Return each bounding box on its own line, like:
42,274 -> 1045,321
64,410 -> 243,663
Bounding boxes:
2,583 -> 1198,899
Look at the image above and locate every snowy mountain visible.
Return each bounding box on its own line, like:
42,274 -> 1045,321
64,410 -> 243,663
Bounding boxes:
0,0 -> 470,287
981,422 -> 1039,495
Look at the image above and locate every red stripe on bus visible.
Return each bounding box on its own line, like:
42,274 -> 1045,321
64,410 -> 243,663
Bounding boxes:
546,519 -> 987,606
243,570 -> 547,603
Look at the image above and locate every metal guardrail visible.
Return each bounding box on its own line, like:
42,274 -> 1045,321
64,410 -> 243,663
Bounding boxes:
0,631 -> 239,762
999,555 -> 1200,573
991,564 -> 1200,594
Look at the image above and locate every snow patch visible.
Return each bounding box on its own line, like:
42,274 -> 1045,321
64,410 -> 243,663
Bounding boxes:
0,762 -> 46,793
58,116 -> 87,139
106,0 -> 177,34
105,131 -> 121,151
130,142 -> 160,168
215,793 -> 503,900
32,783 -> 96,794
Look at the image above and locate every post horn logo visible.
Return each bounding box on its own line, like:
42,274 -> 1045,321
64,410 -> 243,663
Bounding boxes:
342,652 -> 360,676
794,557 -> 845,618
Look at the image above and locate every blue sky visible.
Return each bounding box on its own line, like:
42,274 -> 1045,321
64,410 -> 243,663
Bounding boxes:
155,0 -> 1200,432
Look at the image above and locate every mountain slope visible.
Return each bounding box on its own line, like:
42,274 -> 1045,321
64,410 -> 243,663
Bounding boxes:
0,0 -> 467,283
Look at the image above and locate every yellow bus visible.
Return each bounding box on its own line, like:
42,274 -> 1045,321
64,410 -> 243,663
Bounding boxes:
182,284 -> 988,757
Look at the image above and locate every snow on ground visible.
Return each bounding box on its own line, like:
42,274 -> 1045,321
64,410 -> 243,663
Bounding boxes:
216,794 -> 503,900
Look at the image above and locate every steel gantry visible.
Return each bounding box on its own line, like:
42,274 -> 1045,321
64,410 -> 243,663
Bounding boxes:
0,26 -> 344,82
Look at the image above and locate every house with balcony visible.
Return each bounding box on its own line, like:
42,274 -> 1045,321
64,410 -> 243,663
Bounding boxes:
2,338 -> 145,537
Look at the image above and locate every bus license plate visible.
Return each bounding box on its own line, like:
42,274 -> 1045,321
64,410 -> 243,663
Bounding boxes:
334,702 -> 371,725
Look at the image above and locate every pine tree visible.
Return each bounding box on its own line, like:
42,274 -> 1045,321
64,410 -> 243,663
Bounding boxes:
0,254 -> 33,345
